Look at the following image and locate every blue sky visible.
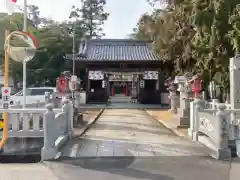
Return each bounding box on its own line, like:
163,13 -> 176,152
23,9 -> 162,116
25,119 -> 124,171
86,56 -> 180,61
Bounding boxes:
0,0 -> 154,38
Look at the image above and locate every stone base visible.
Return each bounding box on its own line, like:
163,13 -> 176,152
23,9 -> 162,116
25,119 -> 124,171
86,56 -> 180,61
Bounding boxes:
173,114 -> 190,127
236,139 -> 240,158
212,148 -> 231,160
188,128 -> 193,138
177,124 -> 189,128
170,108 -> 177,114
41,147 -> 56,161
3,137 -> 43,155
192,131 -> 198,141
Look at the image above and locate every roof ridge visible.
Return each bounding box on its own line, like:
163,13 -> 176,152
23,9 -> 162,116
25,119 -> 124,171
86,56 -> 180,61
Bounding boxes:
88,38 -> 153,43
93,43 -> 148,46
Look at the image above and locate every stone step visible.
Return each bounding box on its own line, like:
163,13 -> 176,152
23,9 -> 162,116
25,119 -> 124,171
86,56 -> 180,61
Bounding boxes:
109,96 -> 132,102
109,99 -> 132,102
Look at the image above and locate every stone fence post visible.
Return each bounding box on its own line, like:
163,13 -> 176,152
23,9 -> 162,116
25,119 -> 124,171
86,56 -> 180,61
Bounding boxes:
168,83 -> 178,114
75,92 -> 81,108
215,104 -> 231,159
189,99 -> 204,139
36,100 -> 40,108
201,91 -> 207,101
45,92 -> 51,104
212,99 -> 219,109
41,103 -> 56,160
62,99 -> 74,137
236,125 -> 240,157
192,99 -> 204,141
51,92 -> 58,108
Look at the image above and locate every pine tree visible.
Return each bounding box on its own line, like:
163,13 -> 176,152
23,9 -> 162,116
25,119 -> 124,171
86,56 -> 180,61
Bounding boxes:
69,0 -> 109,38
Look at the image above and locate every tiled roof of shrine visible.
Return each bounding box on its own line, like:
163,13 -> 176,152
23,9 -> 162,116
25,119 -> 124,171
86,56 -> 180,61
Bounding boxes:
65,39 -> 162,61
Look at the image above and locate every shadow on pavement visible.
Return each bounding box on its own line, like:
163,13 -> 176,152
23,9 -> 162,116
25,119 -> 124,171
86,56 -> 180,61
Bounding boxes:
48,156 -> 174,180
45,156 -> 231,180
0,154 -> 41,163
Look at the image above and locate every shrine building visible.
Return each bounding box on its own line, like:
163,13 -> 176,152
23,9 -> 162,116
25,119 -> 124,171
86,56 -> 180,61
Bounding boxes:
64,38 -> 168,104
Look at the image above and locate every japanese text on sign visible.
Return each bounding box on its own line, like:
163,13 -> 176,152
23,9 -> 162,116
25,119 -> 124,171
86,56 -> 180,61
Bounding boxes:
1,87 -> 11,109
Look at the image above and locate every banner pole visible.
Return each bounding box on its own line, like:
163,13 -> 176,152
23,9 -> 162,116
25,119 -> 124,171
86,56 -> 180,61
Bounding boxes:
0,29 -> 9,150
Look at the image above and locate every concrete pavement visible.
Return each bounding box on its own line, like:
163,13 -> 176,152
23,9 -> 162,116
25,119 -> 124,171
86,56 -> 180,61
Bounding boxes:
0,163 -> 58,180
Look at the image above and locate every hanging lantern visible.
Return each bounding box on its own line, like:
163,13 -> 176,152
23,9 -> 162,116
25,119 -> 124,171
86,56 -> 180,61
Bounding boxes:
188,75 -> 203,98
58,76 -> 68,93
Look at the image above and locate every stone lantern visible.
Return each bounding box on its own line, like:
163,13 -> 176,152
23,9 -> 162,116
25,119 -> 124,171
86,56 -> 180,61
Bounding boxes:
174,74 -> 192,126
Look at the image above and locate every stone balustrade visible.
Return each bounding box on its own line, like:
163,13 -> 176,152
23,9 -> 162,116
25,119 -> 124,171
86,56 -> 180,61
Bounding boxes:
41,99 -> 73,160
0,98 -> 73,161
168,57 -> 240,160
45,91 -> 85,108
204,99 -> 231,109
189,99 -> 240,159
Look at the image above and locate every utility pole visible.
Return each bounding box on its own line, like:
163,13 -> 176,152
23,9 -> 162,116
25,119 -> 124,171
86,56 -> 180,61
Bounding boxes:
22,0 -> 28,108
72,23 -> 76,76
72,23 -> 76,107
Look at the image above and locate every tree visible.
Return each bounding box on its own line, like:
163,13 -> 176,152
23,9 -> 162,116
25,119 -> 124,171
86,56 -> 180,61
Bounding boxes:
133,0 -> 240,100
0,6 -> 74,88
27,5 -> 43,27
229,4 -> 240,56
69,0 -> 109,38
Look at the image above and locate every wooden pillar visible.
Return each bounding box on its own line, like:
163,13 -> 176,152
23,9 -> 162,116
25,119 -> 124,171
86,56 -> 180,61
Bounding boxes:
111,85 -> 114,96
86,68 -> 89,103
125,83 -> 128,96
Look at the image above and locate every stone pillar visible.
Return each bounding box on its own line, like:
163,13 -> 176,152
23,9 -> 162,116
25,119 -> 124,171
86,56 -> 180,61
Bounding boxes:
62,99 -> 73,137
41,103 -> 56,161
191,99 -> 204,141
36,100 -> 40,108
230,57 -> 240,109
75,92 -> 81,109
201,91 -> 207,101
44,92 -> 51,104
177,83 -> 191,126
215,104 -> 231,160
169,83 -> 178,114
229,57 -> 240,150
211,99 -> 219,109
189,99 -> 204,140
52,92 -> 58,108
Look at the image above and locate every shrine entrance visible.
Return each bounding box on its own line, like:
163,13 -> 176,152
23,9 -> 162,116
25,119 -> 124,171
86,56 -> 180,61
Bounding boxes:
108,72 -> 138,103
110,82 -> 129,95
85,69 -> 163,104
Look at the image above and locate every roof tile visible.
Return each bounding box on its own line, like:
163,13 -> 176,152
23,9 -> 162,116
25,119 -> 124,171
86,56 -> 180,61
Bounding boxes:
66,39 -> 161,61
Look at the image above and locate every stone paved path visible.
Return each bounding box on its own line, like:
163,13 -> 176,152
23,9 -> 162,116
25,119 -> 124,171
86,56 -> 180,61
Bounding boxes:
61,109 -> 208,157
